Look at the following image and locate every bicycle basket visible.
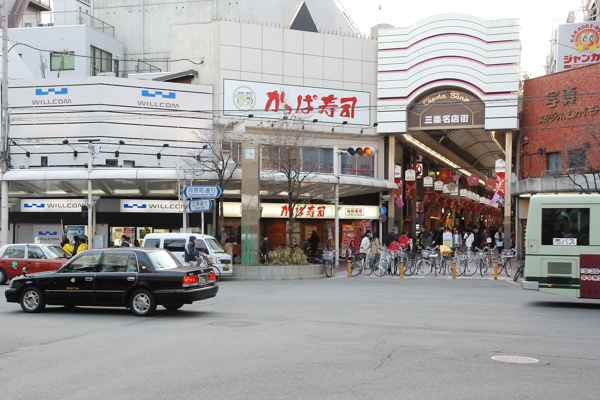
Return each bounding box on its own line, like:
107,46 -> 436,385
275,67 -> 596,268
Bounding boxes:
422,249 -> 438,258
501,249 -> 515,258
323,251 -> 334,260
476,251 -> 486,259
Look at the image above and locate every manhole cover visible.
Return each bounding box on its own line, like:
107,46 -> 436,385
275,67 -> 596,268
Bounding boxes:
210,321 -> 259,328
491,355 -> 539,364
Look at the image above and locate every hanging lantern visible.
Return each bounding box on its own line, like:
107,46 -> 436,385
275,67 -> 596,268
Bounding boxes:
439,170 -> 451,182
467,174 -> 479,186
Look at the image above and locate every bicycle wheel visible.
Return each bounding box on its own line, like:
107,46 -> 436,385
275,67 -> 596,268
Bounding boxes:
513,264 -> 523,282
362,258 -> 374,276
454,259 -> 465,276
350,260 -> 362,276
403,259 -> 414,276
391,259 -> 400,276
374,260 -> 388,277
415,258 -> 432,276
324,260 -> 334,277
462,259 -> 478,276
504,258 -> 512,277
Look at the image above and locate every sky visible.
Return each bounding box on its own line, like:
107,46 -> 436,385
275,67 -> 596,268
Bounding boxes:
339,0 -> 582,78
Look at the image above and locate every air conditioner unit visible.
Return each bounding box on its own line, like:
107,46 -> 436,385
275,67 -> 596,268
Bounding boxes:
97,72 -> 116,77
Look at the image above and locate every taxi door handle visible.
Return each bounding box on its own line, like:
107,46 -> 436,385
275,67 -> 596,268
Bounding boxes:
85,277 -> 93,281
127,277 -> 135,281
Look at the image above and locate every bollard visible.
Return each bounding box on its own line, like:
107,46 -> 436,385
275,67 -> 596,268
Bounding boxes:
347,261 -> 351,277
494,261 -> 498,280
452,262 -> 456,279
400,261 -> 404,278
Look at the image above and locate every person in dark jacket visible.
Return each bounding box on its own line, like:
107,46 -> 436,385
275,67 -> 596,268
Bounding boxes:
71,236 -> 81,255
185,236 -> 201,266
431,226 -> 444,246
308,230 -> 320,257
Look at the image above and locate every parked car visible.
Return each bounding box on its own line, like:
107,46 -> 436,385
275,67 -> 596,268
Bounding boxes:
141,233 -> 232,277
0,243 -> 71,285
5,248 -> 218,316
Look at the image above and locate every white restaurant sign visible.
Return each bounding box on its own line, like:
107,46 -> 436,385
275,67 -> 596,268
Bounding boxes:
556,22 -> 600,72
223,79 -> 370,125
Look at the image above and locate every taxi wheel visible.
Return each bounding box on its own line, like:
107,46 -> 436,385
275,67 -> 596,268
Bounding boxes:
163,303 -> 184,311
20,286 -> 46,313
129,289 -> 157,316
0,267 -> 6,285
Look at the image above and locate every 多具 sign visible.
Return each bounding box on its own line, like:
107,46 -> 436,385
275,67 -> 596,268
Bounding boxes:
223,79 -> 370,125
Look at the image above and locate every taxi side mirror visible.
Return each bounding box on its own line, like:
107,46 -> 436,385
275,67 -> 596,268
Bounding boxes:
22,267 -> 28,277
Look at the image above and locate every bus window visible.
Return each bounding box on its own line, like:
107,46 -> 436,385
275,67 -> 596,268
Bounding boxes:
541,208 -> 589,246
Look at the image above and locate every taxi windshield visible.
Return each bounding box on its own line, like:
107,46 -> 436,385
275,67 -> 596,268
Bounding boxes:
206,238 -> 226,253
148,250 -> 183,270
46,245 -> 71,259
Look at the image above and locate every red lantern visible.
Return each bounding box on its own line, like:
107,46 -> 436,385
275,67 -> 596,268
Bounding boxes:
439,170 -> 451,182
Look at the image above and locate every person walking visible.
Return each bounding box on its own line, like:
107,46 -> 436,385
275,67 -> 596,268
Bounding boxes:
370,235 -> 381,262
494,226 -> 505,252
308,230 -> 320,257
464,229 -> 475,251
452,228 -> 462,253
185,236 -> 201,267
260,236 -> 272,263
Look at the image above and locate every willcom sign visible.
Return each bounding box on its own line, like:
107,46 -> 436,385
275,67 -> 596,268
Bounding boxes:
21,199 -> 87,212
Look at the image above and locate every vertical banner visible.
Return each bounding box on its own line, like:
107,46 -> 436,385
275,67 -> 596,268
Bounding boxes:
241,144 -> 261,265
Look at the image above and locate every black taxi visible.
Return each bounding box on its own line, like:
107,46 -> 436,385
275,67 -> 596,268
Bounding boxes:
5,248 -> 218,316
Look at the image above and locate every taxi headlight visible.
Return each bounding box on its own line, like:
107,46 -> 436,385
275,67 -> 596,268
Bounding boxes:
216,257 -> 221,264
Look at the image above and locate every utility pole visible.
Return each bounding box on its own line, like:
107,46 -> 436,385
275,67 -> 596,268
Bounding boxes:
1,0 -> 9,246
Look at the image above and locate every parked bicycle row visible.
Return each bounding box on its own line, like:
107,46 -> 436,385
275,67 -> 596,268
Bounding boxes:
322,246 -> 520,279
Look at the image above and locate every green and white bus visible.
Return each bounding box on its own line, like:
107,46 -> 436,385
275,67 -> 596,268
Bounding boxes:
523,194 -> 600,298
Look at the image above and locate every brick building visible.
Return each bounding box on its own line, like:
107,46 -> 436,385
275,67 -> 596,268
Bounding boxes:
519,62 -> 600,183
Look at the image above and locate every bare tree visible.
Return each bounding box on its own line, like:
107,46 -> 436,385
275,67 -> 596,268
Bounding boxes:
262,118 -> 320,248
186,123 -> 245,240
563,126 -> 600,193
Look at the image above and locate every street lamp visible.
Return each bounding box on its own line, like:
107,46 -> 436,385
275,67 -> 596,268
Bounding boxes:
78,138 -> 100,249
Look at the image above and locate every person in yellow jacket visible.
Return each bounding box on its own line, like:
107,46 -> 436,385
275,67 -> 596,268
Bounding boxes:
75,237 -> 88,253
61,238 -> 73,255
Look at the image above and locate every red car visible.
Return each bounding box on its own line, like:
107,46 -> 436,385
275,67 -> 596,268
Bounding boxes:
0,244 -> 71,285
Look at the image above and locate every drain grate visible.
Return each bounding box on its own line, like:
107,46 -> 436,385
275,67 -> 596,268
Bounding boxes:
491,355 -> 539,364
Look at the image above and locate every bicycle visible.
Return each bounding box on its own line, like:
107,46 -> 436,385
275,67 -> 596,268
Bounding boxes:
415,247 -> 437,276
513,261 -> 524,282
374,251 -> 392,277
497,248 -> 514,277
474,246 -> 495,277
350,253 -> 368,276
323,249 -> 335,278
362,253 -> 377,276
459,249 -> 479,276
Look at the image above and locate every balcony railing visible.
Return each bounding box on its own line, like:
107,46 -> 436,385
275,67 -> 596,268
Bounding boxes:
11,11 -> 115,37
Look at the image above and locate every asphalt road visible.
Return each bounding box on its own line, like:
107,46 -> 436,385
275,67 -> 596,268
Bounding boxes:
1,274 -> 599,399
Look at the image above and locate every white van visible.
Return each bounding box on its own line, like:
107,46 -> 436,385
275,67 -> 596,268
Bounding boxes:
141,233 -> 232,277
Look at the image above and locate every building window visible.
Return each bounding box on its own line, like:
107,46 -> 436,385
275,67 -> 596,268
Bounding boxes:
568,149 -> 586,169
50,52 -> 75,71
547,152 -> 562,171
41,156 -> 48,167
90,46 -> 112,75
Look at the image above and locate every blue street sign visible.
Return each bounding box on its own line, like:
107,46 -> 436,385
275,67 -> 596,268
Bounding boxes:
183,186 -> 222,199
188,199 -> 212,212
379,206 -> 387,215
379,214 -> 387,222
